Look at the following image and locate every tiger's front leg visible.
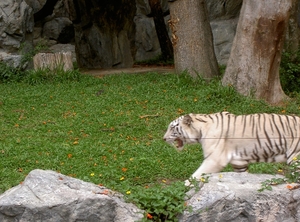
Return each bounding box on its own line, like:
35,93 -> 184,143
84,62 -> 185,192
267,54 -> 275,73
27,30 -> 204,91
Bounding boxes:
185,158 -> 227,186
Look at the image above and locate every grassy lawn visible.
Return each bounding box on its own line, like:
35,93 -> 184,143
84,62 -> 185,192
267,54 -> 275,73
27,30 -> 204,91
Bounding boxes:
1,71 -> 300,220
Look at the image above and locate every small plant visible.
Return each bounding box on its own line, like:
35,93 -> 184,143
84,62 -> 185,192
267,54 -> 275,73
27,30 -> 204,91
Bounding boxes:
258,156 -> 300,192
19,40 -> 49,67
0,62 -> 23,83
23,65 -> 83,85
219,64 -> 226,75
258,177 -> 287,192
285,156 -> 300,183
127,182 -> 187,222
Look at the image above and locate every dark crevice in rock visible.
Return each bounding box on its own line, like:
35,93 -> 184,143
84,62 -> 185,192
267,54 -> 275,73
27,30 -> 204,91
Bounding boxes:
57,25 -> 75,43
34,0 -> 59,22
71,0 -> 82,24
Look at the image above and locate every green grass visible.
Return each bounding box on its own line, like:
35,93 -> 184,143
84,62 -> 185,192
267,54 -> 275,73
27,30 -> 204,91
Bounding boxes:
1,71 -> 300,220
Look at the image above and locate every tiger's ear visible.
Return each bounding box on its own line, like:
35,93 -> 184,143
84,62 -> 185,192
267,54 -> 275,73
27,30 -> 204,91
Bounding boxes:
183,115 -> 193,126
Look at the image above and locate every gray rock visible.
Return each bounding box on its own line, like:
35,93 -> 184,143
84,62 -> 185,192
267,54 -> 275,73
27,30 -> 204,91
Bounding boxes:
134,0 -> 241,64
211,18 -> 238,65
134,0 -> 171,62
0,0 -> 33,53
42,17 -> 73,42
0,0 -> 34,69
0,52 -> 23,68
134,15 -> 162,62
49,43 -> 76,62
0,169 -> 144,222
180,172 -> 300,222
64,0 -> 136,69
52,0 -> 71,19
206,0 -> 242,21
26,0 -> 47,13
0,0 -> 241,69
1,169 -> 300,222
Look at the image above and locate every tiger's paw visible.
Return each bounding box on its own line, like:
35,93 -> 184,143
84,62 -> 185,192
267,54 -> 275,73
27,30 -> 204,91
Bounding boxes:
184,179 -> 193,187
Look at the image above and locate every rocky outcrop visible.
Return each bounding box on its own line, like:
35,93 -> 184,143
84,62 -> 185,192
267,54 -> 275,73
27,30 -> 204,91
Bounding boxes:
135,0 -> 171,61
0,0 -> 243,69
211,18 -> 239,65
0,0 -> 34,68
2,0 -> 299,69
0,0 -> 75,69
0,169 -> 143,221
31,0 -> 75,59
64,0 -> 136,69
135,0 -> 242,64
206,0 -> 242,65
31,0 -> 74,45
181,172 -> 300,221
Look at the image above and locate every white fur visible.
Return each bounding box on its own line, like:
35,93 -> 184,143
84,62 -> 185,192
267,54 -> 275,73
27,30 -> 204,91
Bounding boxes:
164,112 -> 300,185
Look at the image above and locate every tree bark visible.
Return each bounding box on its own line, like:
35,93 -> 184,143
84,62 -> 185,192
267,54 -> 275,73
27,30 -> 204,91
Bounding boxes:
148,0 -> 173,61
169,0 -> 219,79
222,0 -> 292,104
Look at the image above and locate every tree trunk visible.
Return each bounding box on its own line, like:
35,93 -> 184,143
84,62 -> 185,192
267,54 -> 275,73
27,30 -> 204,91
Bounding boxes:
168,0 -> 219,79
148,0 -> 173,61
222,0 -> 292,104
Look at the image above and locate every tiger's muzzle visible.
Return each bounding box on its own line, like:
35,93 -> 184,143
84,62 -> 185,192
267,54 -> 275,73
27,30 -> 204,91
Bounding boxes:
163,137 -> 184,151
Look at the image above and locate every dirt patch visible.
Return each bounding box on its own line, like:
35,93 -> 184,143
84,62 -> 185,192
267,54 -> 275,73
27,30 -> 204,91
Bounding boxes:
81,65 -> 175,77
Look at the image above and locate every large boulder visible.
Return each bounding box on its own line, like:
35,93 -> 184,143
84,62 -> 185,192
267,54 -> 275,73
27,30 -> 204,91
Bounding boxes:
0,169 -> 143,222
181,172 -> 300,221
0,0 -> 34,68
0,0 -> 34,52
211,18 -> 239,65
31,0 -> 74,47
42,18 -> 73,43
134,0 -> 170,62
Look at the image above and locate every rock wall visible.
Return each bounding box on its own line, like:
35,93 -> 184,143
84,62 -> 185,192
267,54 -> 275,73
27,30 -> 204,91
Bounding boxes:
135,0 -> 171,62
135,0 -> 242,64
0,0 -> 34,68
30,0 -> 76,62
0,0 -> 242,69
65,0 -> 136,69
1,0 -> 299,69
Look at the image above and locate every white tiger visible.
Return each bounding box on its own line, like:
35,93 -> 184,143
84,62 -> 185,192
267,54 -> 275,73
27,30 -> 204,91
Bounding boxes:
163,112 -> 300,186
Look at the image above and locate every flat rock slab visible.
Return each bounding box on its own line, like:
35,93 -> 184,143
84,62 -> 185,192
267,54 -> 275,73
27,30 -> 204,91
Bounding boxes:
0,169 -> 143,222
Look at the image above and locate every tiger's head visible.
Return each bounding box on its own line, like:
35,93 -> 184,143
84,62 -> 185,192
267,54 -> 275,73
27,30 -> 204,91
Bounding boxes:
163,114 -> 204,151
